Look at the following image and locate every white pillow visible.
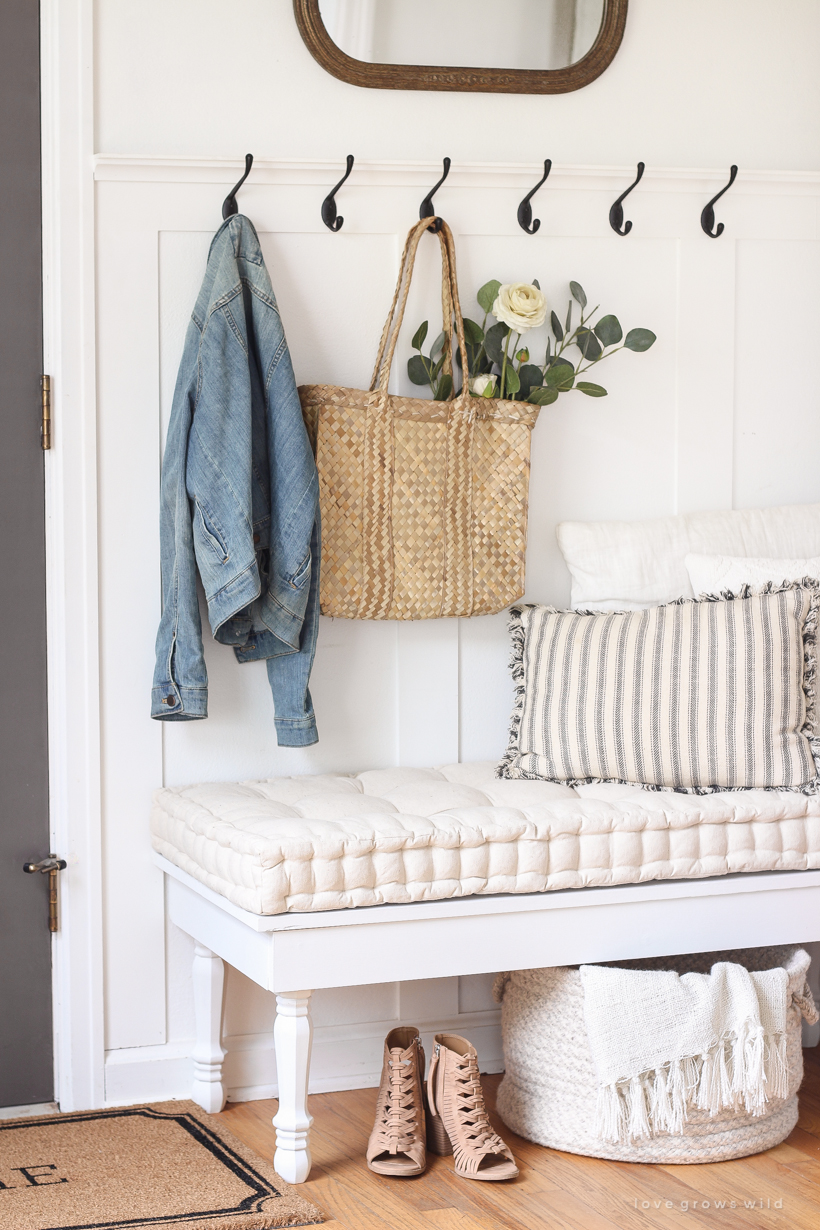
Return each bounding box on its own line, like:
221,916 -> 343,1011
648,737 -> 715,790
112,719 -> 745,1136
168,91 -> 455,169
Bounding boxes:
686,553 -> 820,596
557,503 -> 820,611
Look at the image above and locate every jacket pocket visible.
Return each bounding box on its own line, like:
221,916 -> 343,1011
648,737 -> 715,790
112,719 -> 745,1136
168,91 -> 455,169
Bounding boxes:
288,551 -> 311,589
195,501 -> 229,562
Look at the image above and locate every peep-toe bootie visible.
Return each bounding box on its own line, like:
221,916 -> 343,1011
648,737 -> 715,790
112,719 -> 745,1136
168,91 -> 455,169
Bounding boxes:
366,1027 -> 427,1176
426,1033 -> 518,1181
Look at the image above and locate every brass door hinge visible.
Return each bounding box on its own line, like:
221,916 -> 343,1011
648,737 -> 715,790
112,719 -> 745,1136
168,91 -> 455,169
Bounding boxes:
41,374 -> 52,450
24,856 -> 67,932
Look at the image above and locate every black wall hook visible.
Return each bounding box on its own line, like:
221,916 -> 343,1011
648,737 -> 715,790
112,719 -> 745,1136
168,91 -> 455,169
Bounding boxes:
222,154 -> 254,219
701,165 -> 738,238
609,162 -> 645,236
321,155 -> 354,232
518,160 -> 552,234
420,158 -> 451,232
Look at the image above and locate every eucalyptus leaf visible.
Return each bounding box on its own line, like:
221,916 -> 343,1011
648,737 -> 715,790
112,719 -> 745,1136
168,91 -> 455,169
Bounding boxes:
545,362 -> 575,391
550,310 -> 564,342
411,320 -> 428,351
462,318 -> 484,345
532,278 -> 541,290
518,363 -> 543,398
565,300 -> 572,335
407,354 -> 432,386
570,281 -> 587,309
435,373 -> 453,402
430,331 -> 446,360
484,321 -> 509,366
594,314 -> 622,347
544,337 -> 551,363
528,386 -> 559,406
477,279 -> 502,314
577,329 -> 603,361
576,381 -> 608,397
624,327 -> 656,351
503,365 -> 521,396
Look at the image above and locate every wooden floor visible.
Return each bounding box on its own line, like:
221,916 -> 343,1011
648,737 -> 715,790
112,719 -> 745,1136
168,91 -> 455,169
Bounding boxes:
219,1047 -> 820,1229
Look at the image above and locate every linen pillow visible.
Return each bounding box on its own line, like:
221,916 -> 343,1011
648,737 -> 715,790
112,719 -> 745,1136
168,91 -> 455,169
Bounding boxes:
686,553 -> 820,598
497,584 -> 820,793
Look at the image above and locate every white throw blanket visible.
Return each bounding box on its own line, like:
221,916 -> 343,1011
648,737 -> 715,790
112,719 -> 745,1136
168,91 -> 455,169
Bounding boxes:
579,961 -> 791,1143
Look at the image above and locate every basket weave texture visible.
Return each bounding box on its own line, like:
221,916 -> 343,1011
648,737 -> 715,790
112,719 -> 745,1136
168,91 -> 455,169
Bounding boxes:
299,217 -> 540,620
494,947 -> 815,1163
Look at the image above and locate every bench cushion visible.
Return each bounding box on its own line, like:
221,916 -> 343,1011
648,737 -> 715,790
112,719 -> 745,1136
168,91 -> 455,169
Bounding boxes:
150,763 -> 820,915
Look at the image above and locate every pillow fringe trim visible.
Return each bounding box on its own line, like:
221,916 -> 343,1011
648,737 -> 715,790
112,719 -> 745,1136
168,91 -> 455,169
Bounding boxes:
496,605 -> 527,780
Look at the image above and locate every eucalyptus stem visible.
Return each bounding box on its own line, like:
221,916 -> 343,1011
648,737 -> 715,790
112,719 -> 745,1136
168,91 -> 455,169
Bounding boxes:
499,331 -> 510,400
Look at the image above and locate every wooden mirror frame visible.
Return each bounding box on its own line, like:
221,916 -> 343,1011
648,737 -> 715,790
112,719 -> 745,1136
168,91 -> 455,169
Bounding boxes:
294,0 -> 628,94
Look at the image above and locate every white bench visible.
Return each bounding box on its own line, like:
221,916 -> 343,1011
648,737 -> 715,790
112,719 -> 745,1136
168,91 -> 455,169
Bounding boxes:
155,851 -> 820,1183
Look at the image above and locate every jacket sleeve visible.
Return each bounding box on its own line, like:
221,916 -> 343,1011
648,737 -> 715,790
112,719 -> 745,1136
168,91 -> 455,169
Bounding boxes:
151,319 -> 208,720
265,513 -> 321,746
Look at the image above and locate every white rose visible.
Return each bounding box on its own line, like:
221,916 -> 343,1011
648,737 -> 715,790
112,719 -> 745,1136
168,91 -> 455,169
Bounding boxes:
469,374 -> 497,398
492,282 -> 547,333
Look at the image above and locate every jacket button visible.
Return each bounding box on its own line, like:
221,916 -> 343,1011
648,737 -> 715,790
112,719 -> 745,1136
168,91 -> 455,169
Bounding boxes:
164,696 -> 175,706
253,533 -> 260,545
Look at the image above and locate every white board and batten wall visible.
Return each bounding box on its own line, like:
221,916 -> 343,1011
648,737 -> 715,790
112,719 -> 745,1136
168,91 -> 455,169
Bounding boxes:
44,0 -> 820,1109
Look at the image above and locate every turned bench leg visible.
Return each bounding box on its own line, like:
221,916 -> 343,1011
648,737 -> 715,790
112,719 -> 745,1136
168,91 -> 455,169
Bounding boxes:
272,990 -> 314,1183
191,943 -> 227,1113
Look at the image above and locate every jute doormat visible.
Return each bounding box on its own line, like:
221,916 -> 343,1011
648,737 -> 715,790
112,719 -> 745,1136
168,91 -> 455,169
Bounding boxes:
0,1099 -> 323,1229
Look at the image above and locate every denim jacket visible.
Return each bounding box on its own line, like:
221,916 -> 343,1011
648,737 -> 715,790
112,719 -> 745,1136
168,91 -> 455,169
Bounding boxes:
152,215 -> 320,746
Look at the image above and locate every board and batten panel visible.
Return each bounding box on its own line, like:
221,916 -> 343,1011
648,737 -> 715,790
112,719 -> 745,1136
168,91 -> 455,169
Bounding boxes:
97,185 -> 166,1050
96,165 -> 820,1097
733,239 -> 820,511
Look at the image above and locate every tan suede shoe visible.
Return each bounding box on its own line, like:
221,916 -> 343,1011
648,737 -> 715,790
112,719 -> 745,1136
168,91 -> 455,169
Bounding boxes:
366,1027 -> 427,1176
427,1033 -> 518,1181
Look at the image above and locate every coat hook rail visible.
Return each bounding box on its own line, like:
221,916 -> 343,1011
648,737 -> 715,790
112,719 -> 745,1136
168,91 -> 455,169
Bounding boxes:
609,162 -> 645,236
420,158 -> 451,233
518,159 -> 552,234
321,155 -> 355,232
701,165 -> 738,238
222,154 -> 254,220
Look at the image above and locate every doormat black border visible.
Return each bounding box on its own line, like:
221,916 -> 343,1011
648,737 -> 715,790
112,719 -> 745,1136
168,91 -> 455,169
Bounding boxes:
0,1103 -> 307,1229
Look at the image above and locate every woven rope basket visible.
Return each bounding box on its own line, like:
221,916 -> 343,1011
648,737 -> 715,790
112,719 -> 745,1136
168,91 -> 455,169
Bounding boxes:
494,947 -> 817,1163
299,217 -> 540,621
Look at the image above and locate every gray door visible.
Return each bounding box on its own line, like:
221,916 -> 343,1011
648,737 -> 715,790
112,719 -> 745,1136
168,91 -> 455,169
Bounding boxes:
0,0 -> 53,1108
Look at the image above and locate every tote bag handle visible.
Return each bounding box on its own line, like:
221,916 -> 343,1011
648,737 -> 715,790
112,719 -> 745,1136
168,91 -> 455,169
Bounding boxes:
359,217 -> 477,620
369,217 -> 472,409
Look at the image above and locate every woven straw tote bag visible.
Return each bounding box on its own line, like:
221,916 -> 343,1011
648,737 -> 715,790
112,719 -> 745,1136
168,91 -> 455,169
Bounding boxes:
299,217 -> 541,620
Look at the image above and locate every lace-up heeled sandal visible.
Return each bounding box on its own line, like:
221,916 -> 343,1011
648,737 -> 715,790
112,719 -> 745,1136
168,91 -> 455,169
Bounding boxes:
426,1033 -> 518,1181
366,1027 -> 427,1176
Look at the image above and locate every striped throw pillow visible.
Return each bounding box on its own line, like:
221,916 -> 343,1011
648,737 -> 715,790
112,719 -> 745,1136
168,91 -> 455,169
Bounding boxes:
497,584 -> 820,792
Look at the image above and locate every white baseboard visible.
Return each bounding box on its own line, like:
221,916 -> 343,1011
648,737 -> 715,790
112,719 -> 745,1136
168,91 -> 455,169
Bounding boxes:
104,1010 -> 502,1106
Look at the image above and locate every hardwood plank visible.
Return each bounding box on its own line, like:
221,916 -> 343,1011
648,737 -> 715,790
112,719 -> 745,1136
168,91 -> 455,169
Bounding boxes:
785,1125 -> 820,1161
304,1174 -> 427,1230
423,1211 -> 507,1230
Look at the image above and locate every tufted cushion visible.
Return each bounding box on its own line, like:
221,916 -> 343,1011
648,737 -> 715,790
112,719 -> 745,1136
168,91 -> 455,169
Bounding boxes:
150,762 -> 820,915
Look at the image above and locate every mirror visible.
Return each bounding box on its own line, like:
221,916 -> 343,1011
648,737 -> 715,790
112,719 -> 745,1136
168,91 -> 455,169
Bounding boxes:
320,0 -> 604,71
295,0 -> 627,94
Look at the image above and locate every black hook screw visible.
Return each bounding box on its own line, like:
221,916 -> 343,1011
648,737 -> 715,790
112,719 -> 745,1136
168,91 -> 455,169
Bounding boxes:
609,162 -> 645,236
321,155 -> 355,232
420,158 -> 451,233
701,166 -> 738,238
518,160 -> 552,234
222,154 -> 254,220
